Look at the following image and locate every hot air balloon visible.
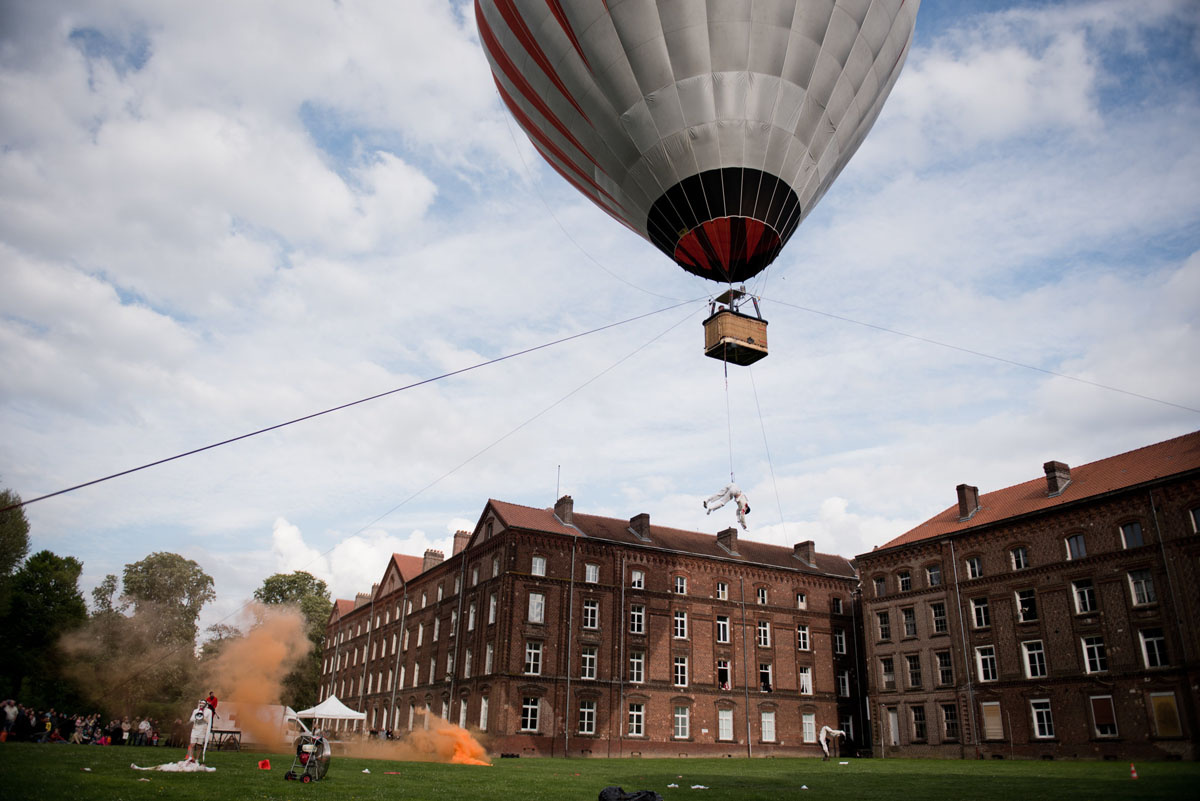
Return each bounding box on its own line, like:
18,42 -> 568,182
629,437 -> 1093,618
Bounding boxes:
477,0 -> 919,363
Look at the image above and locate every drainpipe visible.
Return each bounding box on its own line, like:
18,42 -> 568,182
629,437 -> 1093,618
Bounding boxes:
563,536 -> 578,757
740,577 -> 752,758
617,556 -> 626,757
1149,490 -> 1192,732
359,593 -> 376,733
388,583 -> 409,731
949,539 -> 978,758
448,553 -> 469,728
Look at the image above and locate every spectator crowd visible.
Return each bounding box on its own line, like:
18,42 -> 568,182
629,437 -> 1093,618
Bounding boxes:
2,699 -> 191,747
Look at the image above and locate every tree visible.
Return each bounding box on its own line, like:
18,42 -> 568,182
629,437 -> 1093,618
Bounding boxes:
0,488 -> 31,618
122,552 -> 215,646
0,550 -> 88,706
254,571 -> 332,709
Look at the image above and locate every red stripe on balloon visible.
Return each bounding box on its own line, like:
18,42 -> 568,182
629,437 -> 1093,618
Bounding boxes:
544,0 -> 591,72
536,144 -> 637,234
489,0 -> 591,123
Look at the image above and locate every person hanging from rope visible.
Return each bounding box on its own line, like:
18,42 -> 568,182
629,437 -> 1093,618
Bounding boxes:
703,482 -> 750,530
819,725 -> 846,760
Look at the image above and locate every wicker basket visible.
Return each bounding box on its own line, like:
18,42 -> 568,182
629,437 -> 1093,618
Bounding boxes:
703,309 -> 768,366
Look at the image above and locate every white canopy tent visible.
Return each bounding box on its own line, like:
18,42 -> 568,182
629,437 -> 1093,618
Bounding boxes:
294,695 -> 366,733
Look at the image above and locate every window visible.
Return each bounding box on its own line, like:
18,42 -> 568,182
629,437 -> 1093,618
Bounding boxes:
471,566 -> 479,586
898,572 -> 912,592
674,656 -> 689,687
673,610 -> 688,639
1023,640 -> 1047,678
488,593 -> 497,624
479,696 -> 489,731
433,618 -> 440,641
1140,628 -> 1167,668
674,576 -> 687,594
1016,589 -> 1038,622
880,657 -> 896,690
520,697 -> 539,732
718,708 -> 733,740
1191,507 -> 1200,533
716,581 -> 728,601
942,704 -> 959,740
674,706 -> 690,739
413,662 -> 420,687
585,563 -> 599,583
972,597 -> 990,628
492,555 -> 499,578
629,604 -> 645,634
802,713 -> 816,743
582,599 -> 599,630
717,616 -> 730,644
484,642 -> 493,674
976,646 -> 997,682
450,609 -> 457,636
416,623 -> 424,647
628,652 -> 644,683
1082,636 -> 1107,673
580,646 -> 597,680
873,576 -> 886,597
902,607 -> 917,637
1121,521 -> 1144,549
1066,533 -> 1086,560
421,592 -> 427,609
437,584 -> 444,603
796,624 -> 809,651
630,569 -> 644,589
716,659 -> 731,690
911,705 -> 927,741
531,556 -> 546,577
756,620 -> 771,647
1128,569 -> 1157,605
906,654 -> 922,688
524,642 -> 542,675
1089,695 -> 1118,737
831,597 -> 843,614
759,663 -> 773,692
579,700 -> 596,735
966,556 -> 982,579
1150,692 -> 1182,737
528,592 -> 545,624
837,670 -> 850,697
1011,546 -> 1029,570
798,666 -> 812,694
981,701 -> 1003,740
796,591 -> 807,609
926,564 -> 942,586
627,703 -> 644,736
931,602 -> 948,634
877,611 -> 892,641
833,628 -> 847,655
1031,699 -> 1054,739
1073,578 -> 1096,613
761,710 -> 776,742
756,587 -> 768,605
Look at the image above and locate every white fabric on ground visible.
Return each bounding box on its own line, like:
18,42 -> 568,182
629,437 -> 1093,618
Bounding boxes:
131,760 -> 216,772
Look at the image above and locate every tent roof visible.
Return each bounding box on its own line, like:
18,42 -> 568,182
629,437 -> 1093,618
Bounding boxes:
294,695 -> 366,720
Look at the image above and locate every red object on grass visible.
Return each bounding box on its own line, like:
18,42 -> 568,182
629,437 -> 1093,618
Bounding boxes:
1131,764 -> 1139,780
258,759 -> 271,770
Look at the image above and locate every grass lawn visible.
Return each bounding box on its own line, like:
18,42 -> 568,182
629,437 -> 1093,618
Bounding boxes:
0,743 -> 1194,801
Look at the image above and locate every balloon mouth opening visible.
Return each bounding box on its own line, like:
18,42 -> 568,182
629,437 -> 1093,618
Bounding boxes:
673,217 -> 782,283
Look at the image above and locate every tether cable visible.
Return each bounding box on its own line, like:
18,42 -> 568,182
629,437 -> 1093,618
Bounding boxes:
2,298 -> 704,512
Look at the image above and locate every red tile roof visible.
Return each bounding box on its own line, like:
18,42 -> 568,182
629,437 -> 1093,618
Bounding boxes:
488,499 -> 855,577
877,430 -> 1200,552
390,553 -> 425,581
329,598 -> 357,623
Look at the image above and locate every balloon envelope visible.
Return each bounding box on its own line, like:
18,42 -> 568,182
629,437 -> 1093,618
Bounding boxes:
477,0 -> 920,283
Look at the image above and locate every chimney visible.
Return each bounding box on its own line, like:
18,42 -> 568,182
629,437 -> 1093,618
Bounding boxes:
793,540 -> 815,565
629,512 -> 651,541
422,548 -> 444,572
1043,460 -> 1071,496
717,527 -> 738,554
354,591 -> 371,608
452,530 -> 470,556
554,494 -> 574,525
956,484 -> 980,521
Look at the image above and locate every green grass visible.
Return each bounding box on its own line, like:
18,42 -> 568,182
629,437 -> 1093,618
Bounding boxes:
0,743 -> 1194,801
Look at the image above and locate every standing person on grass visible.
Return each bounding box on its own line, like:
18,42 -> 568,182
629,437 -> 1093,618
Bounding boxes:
185,700 -> 212,763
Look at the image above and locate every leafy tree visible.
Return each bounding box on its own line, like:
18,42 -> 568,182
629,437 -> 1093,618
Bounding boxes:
0,550 -> 88,707
254,571 -> 332,709
122,552 -> 215,646
0,488 -> 31,618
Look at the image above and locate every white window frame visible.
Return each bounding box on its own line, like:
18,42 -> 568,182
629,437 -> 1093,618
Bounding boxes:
479,696 -> 489,731
673,610 -> 688,639
1016,589 -> 1038,622
1022,640 -> 1047,678
1065,533 -> 1086,560
578,700 -> 596,735
673,705 -> 690,739
1128,569 -> 1156,606
629,604 -> 645,634
798,665 -> 812,695
796,624 -> 809,651
673,656 -> 689,687
580,646 -> 597,680
931,601 -> 948,633
796,591 -> 807,609
1082,636 -> 1107,673
975,645 -> 997,682
520,697 -> 539,732
584,563 -> 599,583
468,601 -> 476,631
717,708 -> 733,741
531,555 -> 546,577
528,591 -> 545,624
1030,699 -> 1054,739
833,628 -> 847,655
716,581 -> 729,601
761,710 -> 776,742
630,569 -> 644,589
756,587 -> 768,604
926,564 -> 942,586
674,575 -> 687,594
717,615 -> 730,644
756,620 -> 771,648
583,599 -> 599,630
1120,521 -> 1144,549
1140,628 -> 1167,668
1073,578 -> 1096,614
802,713 -> 816,743
966,556 -> 982,579
524,642 -> 542,676
1011,546 -> 1029,570
628,652 -> 644,683
627,703 -> 644,737
488,592 -> 497,624
837,669 -> 850,697
972,597 -> 990,628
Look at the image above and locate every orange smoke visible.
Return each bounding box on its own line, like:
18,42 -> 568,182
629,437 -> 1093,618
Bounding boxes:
341,717 -> 490,766
202,604 -> 311,746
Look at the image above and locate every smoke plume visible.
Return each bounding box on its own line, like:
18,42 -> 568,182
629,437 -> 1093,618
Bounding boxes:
339,716 -> 490,765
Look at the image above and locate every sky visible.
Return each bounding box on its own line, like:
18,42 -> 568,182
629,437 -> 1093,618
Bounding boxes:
2,0 -> 1198,638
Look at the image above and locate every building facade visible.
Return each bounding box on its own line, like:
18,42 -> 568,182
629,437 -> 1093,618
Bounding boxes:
855,431 -> 1200,760
321,496 -> 864,757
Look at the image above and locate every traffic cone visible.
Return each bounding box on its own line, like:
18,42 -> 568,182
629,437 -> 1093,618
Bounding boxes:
258,759 -> 271,770
1130,763 -> 1138,780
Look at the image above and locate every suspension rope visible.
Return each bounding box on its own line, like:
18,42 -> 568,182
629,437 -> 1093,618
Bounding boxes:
749,364 -> 787,533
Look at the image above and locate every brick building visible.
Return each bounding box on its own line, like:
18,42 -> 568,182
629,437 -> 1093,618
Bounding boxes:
321,496 -> 863,756
855,431 -> 1200,760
